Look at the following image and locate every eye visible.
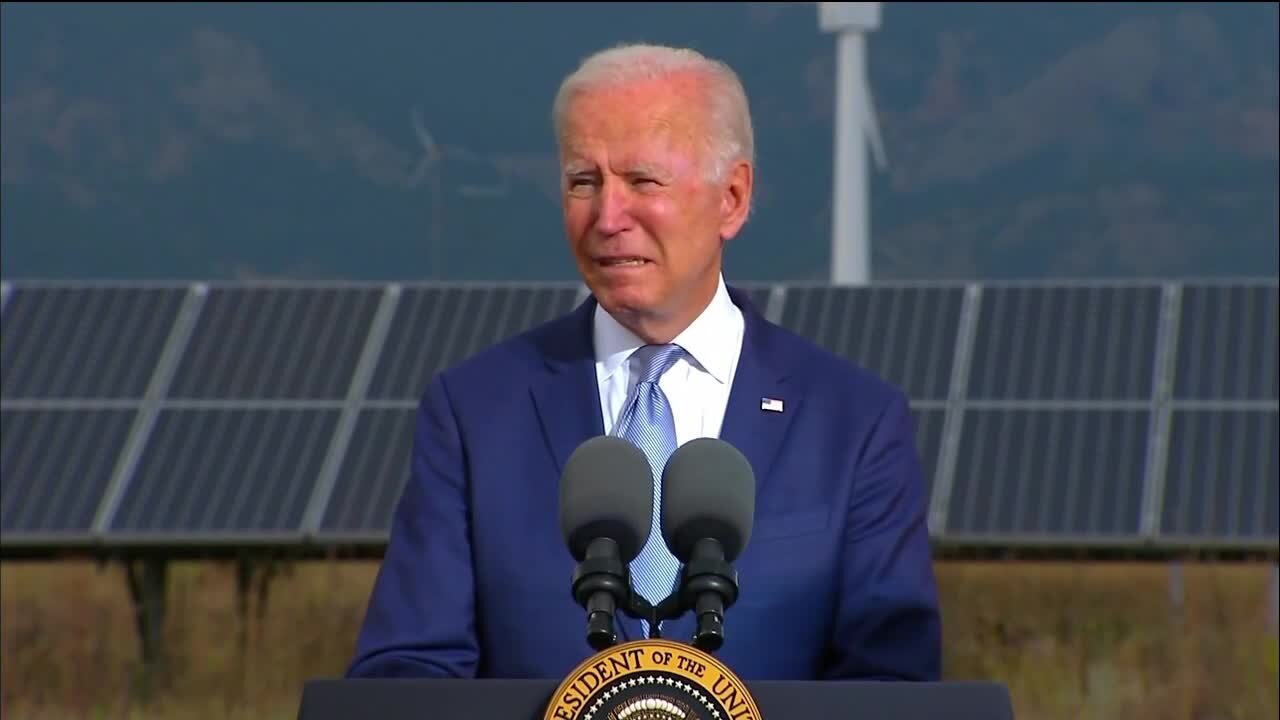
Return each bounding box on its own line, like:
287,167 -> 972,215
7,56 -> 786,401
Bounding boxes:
566,176 -> 598,195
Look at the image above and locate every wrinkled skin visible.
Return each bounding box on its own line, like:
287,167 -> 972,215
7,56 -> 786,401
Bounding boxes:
558,72 -> 753,343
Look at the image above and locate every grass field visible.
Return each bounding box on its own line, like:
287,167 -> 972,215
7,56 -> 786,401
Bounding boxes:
2,559 -> 1276,720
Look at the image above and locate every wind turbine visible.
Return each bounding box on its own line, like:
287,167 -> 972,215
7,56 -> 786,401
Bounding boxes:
408,106 -> 446,279
819,2 -> 888,286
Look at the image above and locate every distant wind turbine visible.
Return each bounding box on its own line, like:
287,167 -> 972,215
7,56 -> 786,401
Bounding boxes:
819,2 -> 888,286
408,106 -> 446,279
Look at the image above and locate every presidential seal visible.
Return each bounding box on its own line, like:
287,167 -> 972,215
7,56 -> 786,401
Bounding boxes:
544,639 -> 762,720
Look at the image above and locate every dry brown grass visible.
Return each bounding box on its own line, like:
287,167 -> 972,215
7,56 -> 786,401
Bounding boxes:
2,559 -> 1276,720
939,561 -> 1278,720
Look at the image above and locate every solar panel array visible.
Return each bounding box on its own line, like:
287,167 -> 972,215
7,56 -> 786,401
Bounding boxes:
2,279 -> 1276,556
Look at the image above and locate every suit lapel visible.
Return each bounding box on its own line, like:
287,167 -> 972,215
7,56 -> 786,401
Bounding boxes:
718,288 -> 797,508
530,299 -> 605,477
657,288 -> 799,646
528,298 -> 647,643
530,354 -> 604,477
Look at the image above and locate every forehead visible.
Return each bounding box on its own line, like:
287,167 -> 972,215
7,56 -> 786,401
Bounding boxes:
558,78 -> 709,164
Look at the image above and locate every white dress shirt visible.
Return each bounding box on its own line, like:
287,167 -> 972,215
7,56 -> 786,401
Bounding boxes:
594,275 -> 745,445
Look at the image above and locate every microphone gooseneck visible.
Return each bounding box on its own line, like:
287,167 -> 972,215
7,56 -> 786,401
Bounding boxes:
680,537 -> 739,652
572,537 -> 629,650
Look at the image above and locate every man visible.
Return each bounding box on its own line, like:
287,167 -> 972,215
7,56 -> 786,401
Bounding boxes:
346,43 -> 941,682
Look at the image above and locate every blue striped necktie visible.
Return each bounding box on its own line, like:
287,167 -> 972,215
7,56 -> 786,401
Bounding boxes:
613,343 -> 686,635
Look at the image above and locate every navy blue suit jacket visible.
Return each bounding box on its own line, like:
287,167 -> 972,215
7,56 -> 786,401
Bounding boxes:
346,287 -> 942,682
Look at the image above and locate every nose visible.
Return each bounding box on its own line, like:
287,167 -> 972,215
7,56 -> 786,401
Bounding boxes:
592,178 -> 632,236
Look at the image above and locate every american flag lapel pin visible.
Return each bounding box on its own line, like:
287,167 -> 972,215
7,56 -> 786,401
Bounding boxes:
760,397 -> 784,413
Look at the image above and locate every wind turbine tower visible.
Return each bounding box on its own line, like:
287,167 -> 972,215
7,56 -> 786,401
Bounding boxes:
819,2 -> 887,286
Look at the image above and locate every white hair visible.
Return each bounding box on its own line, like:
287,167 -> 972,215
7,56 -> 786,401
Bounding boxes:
552,43 -> 755,182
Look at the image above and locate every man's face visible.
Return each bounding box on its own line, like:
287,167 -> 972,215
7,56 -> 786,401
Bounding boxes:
558,75 -> 751,342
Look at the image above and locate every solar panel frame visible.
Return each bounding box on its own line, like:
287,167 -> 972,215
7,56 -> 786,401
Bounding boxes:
966,285 -> 1162,401
3,278 -> 1275,558
944,408 -> 1151,541
1158,408 -> 1278,546
1,408 -> 136,542
367,285 -> 581,401
777,285 -> 963,401
1172,283 -> 1279,400
1,287 -> 187,399
911,406 -> 945,519
105,408 -> 340,539
316,407 -> 416,540
166,286 -> 382,400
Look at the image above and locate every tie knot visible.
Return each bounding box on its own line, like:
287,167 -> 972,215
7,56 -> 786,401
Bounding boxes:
631,343 -> 685,385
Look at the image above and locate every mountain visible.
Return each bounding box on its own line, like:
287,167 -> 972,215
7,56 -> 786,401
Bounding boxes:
2,2 -> 1276,282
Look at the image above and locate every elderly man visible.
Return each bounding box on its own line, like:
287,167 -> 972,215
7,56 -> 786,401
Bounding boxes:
346,43 -> 941,682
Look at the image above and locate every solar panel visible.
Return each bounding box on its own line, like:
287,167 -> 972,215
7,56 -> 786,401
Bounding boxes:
946,409 -> 1150,538
912,407 -> 945,509
2,279 -> 1273,558
1172,283 -> 1279,400
735,284 -> 773,318
166,287 -> 382,399
367,285 -> 581,401
107,408 -> 339,536
1,286 -> 186,398
967,285 -> 1162,400
318,408 -> 415,537
778,286 -> 963,400
1159,409 -> 1278,543
0,408 -> 135,537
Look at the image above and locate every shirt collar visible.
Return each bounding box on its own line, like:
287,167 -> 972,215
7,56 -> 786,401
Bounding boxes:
594,274 -> 739,385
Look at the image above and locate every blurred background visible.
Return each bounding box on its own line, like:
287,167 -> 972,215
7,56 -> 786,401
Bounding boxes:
1,3 -> 1277,719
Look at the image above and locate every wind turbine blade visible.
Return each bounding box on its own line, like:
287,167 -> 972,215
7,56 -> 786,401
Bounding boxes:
411,106 -> 440,161
406,156 -> 431,187
860,79 -> 888,170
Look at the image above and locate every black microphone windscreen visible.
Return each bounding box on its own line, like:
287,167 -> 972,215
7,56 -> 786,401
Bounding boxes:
660,438 -> 755,563
559,436 -> 654,563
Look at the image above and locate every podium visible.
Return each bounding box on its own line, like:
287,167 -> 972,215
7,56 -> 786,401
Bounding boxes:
297,677 -> 1015,720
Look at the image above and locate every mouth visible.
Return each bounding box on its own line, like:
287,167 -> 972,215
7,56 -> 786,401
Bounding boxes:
594,257 -> 652,269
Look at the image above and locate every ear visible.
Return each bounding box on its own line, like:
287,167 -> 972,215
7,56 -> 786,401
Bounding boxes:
718,160 -> 753,241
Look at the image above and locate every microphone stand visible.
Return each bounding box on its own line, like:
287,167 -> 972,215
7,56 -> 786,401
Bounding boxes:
570,538 -> 632,651
677,538 -> 739,652
619,539 -> 740,653
622,593 -> 684,640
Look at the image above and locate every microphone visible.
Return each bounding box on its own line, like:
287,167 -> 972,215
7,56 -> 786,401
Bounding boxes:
559,436 -> 655,651
660,438 -> 755,653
